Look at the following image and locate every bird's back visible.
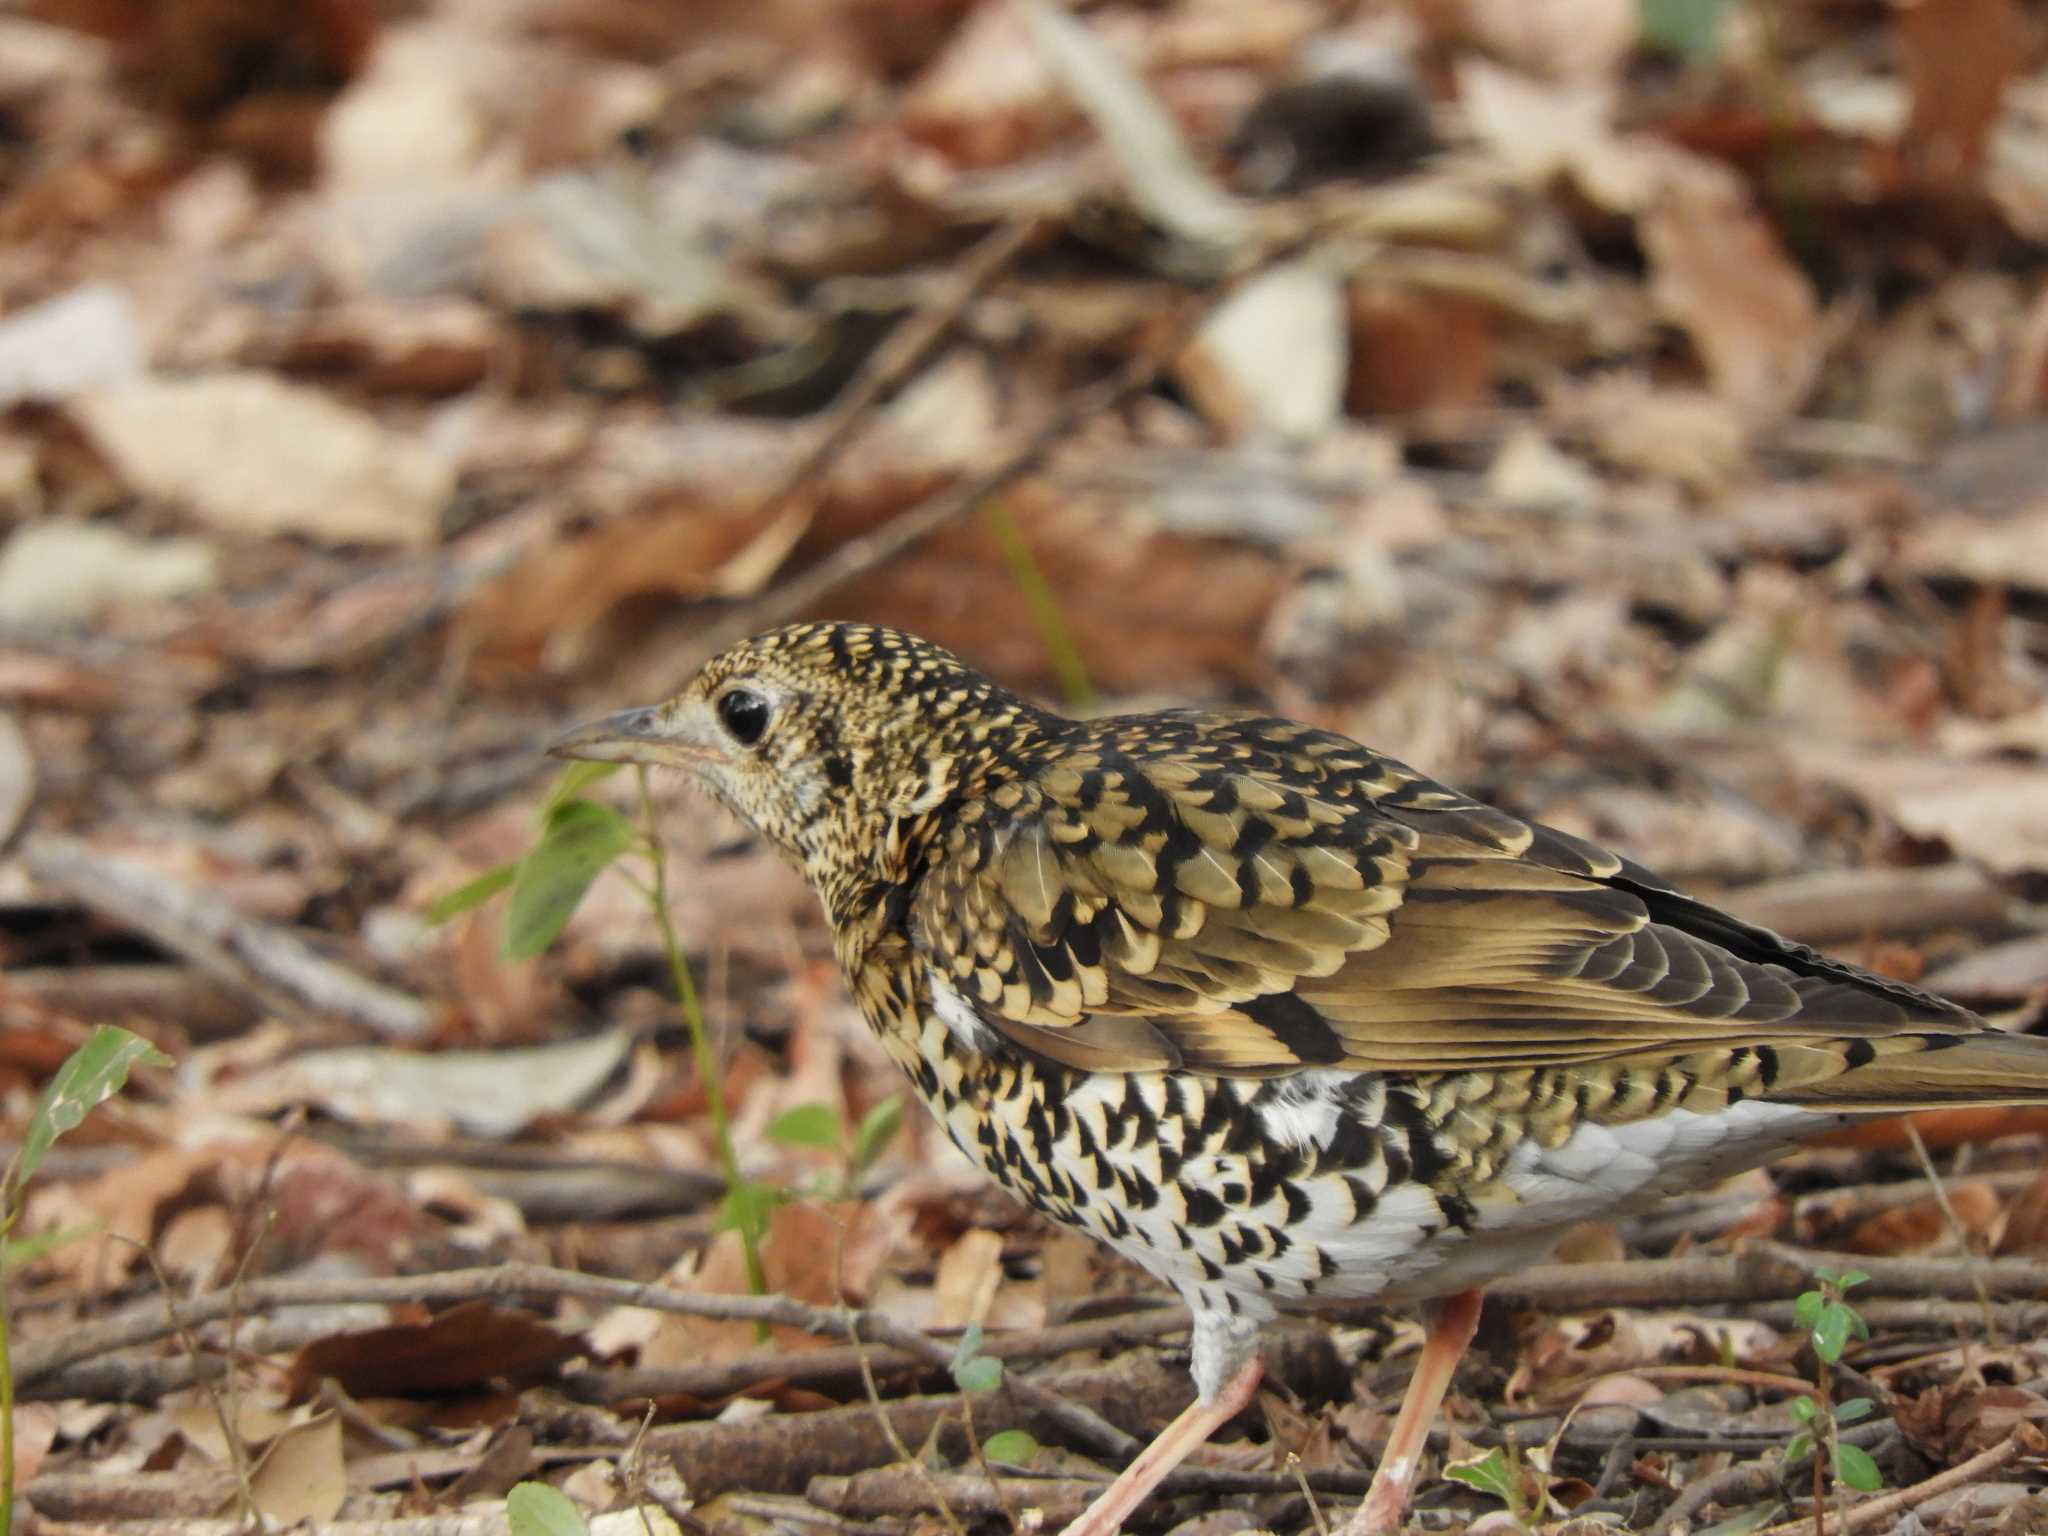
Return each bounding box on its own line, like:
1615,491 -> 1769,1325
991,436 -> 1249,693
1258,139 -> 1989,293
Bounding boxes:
860,703 -> 2048,1316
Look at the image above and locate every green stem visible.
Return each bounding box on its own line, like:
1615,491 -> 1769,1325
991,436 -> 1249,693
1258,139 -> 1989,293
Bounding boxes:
0,1201 -> 18,1536
634,769 -> 768,1302
981,500 -> 1095,711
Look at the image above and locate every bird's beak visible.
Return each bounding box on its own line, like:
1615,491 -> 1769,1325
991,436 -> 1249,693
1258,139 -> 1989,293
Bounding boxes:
548,704 -> 711,768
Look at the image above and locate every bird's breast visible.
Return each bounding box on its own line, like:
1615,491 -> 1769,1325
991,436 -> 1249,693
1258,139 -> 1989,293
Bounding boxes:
845,961 -> 1840,1315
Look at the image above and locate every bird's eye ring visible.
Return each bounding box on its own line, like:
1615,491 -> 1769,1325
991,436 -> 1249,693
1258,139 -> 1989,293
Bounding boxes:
716,687 -> 772,747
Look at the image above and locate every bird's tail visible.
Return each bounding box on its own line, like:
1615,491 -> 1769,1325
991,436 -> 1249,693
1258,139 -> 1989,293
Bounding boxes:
1766,1029 -> 2048,1112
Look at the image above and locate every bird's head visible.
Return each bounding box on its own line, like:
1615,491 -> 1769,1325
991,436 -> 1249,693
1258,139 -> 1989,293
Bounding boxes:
550,623 -> 1050,899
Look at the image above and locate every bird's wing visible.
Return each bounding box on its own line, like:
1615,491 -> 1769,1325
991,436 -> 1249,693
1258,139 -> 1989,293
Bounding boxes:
908,712 -> 1988,1092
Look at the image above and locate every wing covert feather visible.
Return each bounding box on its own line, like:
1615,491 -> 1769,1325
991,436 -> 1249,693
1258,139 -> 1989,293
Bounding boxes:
906,714 -> 1977,1079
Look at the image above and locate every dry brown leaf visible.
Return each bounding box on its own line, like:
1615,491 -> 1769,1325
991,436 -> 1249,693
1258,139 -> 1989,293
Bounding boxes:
1639,159 -> 1822,420
1903,505 -> 2048,595
287,1301 -> 579,1400
1900,1383 -> 2048,1462
71,372 -> 451,546
460,496 -> 812,677
933,1226 -> 1006,1328
1897,0 -> 2018,187
1455,0 -> 1637,84
1994,1167 -> 2048,1255
1507,1311 -> 1779,1404
902,1 -> 1064,167
633,1198 -> 908,1372
213,1032 -> 635,1139
1345,286 -> 1496,421
1786,743 -> 2048,876
0,521 -> 218,624
9,1402 -> 58,1490
1841,1180 -> 2001,1255
1815,1107 -> 2048,1152
248,1412 -> 347,1526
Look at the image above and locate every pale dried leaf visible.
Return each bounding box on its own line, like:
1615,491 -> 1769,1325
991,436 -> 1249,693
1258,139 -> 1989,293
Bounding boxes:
0,282 -> 143,408
1640,159 -> 1822,419
73,374 -> 452,547
1177,258 -> 1346,439
1017,0 -> 1253,253
0,521 -> 219,625
214,1031 -> 635,1138
1788,745 -> 2048,875
248,1413 -> 347,1525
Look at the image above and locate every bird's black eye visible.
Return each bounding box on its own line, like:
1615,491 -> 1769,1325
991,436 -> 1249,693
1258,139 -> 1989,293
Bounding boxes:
716,688 -> 771,747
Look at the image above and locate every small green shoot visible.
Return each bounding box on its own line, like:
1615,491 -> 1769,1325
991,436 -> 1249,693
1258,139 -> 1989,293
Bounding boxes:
2,1026 -> 173,1536
1445,1445 -> 1539,1527
849,1097 -> 905,1184
765,1095 -> 905,1199
948,1323 -> 1040,1470
764,1103 -> 842,1150
426,762 -> 769,1300
1783,1268 -> 1885,1512
981,499 -> 1095,711
1639,0 -> 1736,60
981,1428 -> 1039,1465
950,1323 -> 1004,1396
504,799 -> 637,960
505,1481 -> 590,1536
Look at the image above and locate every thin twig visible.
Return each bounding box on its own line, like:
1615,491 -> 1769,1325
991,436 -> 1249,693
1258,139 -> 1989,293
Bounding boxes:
23,831 -> 433,1041
747,218 -> 1040,520
1902,1119 -> 2000,1346
651,227 -> 1320,696
1750,1432 -> 2026,1536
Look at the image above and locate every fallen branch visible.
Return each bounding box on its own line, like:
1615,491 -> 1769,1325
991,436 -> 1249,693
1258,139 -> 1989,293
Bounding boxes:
23,831 -> 434,1042
28,1244 -> 2039,1396
562,1302 -> 1191,1404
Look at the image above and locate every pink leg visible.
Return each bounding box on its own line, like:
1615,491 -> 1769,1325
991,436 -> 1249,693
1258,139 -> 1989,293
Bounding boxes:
1342,1289 -> 1485,1536
1058,1353 -> 1264,1536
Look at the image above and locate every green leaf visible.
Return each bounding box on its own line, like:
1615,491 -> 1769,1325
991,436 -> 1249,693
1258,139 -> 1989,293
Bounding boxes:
0,1221 -> 102,1272
717,1179 -> 784,1241
1793,1291 -> 1824,1330
1443,1447 -> 1516,1504
954,1354 -> 1003,1394
1813,1302 -> 1853,1363
1788,1395 -> 1817,1423
1814,1267 -> 1845,1287
424,862 -> 518,925
1834,1269 -> 1870,1292
542,759 -> 624,816
1638,0 -> 1735,60
766,1102 -> 843,1149
849,1096 -> 904,1176
10,1027 -> 172,1197
951,1323 -> 984,1371
1834,1442 -> 1883,1492
503,799 -> 636,959
982,1429 -> 1039,1465
506,1481 -> 590,1536
1835,1397 -> 1875,1425
1848,1307 -> 1871,1340
1784,1431 -> 1813,1465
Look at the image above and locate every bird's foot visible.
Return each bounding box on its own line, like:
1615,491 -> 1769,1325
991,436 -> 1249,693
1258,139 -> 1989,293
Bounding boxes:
1340,1456 -> 1418,1536
1055,1354 -> 1263,1536
1336,1288 -> 1485,1536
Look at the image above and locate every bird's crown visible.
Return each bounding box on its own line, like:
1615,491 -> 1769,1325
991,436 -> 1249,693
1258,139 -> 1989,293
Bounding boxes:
557,623 -> 1055,911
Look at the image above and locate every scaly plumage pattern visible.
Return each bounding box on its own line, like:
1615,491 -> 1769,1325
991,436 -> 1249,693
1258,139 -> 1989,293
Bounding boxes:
554,621 -> 2048,1536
